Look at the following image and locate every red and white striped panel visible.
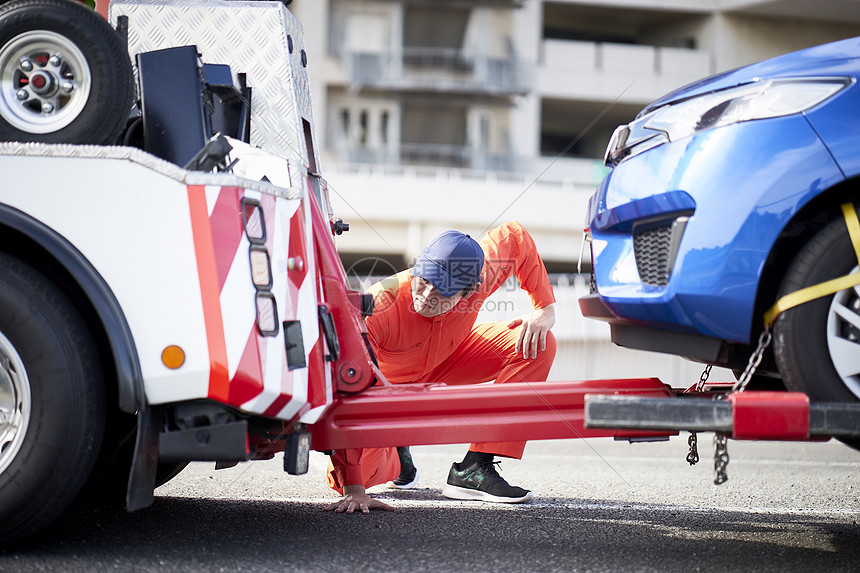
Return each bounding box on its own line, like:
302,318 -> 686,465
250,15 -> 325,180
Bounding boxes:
186,182 -> 330,422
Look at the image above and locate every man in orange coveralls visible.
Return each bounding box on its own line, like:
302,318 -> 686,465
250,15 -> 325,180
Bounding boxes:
324,221 -> 557,514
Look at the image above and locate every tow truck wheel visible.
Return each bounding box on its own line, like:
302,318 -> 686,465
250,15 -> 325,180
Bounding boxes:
0,0 -> 133,144
78,421 -> 188,507
0,253 -> 105,544
774,210 -> 860,449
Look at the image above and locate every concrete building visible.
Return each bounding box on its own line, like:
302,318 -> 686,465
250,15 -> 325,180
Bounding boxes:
290,0 -> 860,383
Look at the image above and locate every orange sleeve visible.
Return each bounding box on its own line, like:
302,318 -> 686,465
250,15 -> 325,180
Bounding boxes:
327,447 -> 400,494
329,448 -> 367,489
329,276 -> 409,491
480,221 -> 556,309
364,271 -> 410,348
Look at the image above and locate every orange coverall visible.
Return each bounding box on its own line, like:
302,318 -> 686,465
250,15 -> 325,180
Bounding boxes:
326,221 -> 557,493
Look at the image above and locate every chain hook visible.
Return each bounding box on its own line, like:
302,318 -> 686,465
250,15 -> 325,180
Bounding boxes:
686,432 -> 699,465
682,365 -> 714,466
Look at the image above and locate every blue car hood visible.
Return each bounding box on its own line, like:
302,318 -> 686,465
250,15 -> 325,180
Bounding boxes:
641,36 -> 860,115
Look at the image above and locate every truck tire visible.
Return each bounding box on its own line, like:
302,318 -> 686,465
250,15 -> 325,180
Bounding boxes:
773,209 -> 860,448
0,0 -> 133,144
155,461 -> 189,488
78,421 -> 188,508
0,252 -> 105,544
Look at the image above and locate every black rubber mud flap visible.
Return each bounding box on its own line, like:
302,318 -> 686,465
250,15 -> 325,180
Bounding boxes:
125,405 -> 161,512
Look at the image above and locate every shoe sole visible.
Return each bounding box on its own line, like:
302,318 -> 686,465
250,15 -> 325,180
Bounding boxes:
386,468 -> 420,490
441,484 -> 533,503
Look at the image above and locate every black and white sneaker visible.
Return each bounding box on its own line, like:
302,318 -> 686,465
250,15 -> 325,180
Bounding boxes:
441,461 -> 533,503
386,446 -> 420,489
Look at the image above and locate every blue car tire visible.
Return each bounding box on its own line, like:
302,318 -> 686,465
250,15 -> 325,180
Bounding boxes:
774,207 -> 860,402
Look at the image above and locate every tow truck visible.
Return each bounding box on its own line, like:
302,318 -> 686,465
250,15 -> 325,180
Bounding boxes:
0,0 -> 858,545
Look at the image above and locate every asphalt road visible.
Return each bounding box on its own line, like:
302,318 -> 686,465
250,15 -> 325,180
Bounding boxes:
2,437 -> 858,572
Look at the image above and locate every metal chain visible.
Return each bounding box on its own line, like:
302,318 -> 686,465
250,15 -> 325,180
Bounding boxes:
709,330 -> 771,484
695,364 -> 713,392
686,432 -> 699,465
713,432 -> 730,485
731,327 -> 773,394
683,365 -> 714,466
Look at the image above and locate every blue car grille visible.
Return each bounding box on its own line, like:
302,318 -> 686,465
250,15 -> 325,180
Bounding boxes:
633,222 -> 674,286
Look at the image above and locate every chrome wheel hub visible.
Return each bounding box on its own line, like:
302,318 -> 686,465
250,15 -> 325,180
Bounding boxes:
0,30 -> 91,134
0,330 -> 30,475
827,264 -> 860,399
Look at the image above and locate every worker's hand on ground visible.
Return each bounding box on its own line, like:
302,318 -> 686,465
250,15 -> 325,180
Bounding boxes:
323,484 -> 395,514
509,303 -> 556,359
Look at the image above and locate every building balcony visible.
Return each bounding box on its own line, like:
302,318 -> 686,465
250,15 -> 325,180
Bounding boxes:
341,47 -> 530,96
323,161 -> 595,264
332,143 -> 527,173
538,39 -> 713,104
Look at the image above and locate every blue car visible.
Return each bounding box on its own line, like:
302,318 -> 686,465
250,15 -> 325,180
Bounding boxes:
579,36 -> 860,406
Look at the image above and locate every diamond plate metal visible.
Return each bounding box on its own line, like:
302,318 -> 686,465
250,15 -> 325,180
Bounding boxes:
111,0 -> 320,172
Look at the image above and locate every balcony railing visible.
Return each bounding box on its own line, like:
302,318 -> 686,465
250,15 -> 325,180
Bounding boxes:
333,143 -> 524,172
538,39 -> 712,101
342,48 -> 530,95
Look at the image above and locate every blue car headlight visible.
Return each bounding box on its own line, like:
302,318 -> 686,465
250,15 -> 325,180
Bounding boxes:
606,77 -> 852,166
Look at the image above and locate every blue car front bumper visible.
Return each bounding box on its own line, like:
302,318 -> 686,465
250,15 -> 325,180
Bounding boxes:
580,112 -> 844,363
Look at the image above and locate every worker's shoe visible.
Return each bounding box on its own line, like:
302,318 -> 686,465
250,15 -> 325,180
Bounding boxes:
441,461 -> 533,503
386,446 -> 420,489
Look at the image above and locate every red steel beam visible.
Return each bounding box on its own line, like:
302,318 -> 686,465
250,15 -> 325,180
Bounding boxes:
310,378 -> 675,450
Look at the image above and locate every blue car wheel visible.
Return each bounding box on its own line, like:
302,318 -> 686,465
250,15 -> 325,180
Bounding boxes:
774,208 -> 860,409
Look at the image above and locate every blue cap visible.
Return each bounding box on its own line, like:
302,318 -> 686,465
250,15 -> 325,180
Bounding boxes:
413,230 -> 484,297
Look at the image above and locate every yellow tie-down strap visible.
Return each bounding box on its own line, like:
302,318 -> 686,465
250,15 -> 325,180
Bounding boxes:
763,202 -> 860,328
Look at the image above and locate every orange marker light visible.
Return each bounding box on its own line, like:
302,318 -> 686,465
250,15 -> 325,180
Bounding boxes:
161,345 -> 186,369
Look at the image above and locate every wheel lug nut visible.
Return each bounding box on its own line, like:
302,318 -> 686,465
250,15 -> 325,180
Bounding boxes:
61,81 -> 73,93
48,55 -> 61,67
41,102 -> 54,113
19,59 -> 33,72
16,89 -> 28,100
